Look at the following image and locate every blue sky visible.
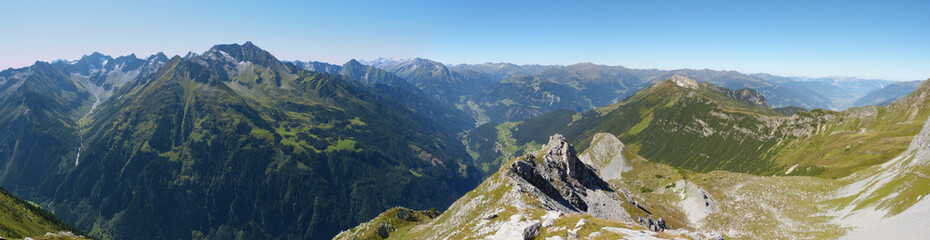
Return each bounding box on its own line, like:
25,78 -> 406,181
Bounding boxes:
1,0 -> 927,80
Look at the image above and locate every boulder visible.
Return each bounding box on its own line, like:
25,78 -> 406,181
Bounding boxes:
523,221 -> 541,240
637,216 -> 668,232
396,208 -> 417,221
376,222 -> 395,238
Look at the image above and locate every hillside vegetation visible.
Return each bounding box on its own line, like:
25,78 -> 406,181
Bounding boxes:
0,188 -> 87,240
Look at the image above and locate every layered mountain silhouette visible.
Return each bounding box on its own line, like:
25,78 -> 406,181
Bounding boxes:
344,76 -> 930,240
0,42 -> 925,239
0,43 -> 481,239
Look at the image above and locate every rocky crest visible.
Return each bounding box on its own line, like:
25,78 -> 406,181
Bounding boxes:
335,133 -> 732,240
508,134 -> 625,217
669,74 -> 701,89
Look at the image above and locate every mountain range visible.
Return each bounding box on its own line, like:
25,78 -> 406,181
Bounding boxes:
340,75 -> 930,240
0,42 -> 926,240
0,42 -> 480,239
347,58 -> 913,125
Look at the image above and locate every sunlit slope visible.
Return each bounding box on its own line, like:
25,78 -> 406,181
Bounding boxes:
352,123 -> 930,239
0,187 -> 88,240
43,43 -> 480,239
468,76 -> 930,179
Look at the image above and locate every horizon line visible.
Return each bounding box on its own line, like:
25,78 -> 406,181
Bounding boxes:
4,44 -> 927,82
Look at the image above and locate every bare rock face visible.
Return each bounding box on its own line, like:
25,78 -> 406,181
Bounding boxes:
638,216 -> 667,232
545,134 -> 612,190
546,135 -> 586,183
578,133 -> 631,181
508,134 -> 614,212
669,74 -> 701,90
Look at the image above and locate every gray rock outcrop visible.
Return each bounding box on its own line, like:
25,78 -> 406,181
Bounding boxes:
523,221 -> 541,240
510,134 -> 612,212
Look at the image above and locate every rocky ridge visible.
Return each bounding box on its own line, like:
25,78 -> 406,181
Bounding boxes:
335,133 -> 724,240
509,134 -> 625,219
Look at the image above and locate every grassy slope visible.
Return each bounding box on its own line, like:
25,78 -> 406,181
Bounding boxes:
572,87 -> 930,238
355,129 -> 924,239
470,78 -> 930,180
353,79 -> 930,239
769,81 -> 930,178
468,79 -> 792,175
0,188 -> 88,240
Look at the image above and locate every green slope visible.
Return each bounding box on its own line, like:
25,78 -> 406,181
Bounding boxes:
0,187 -> 87,240
471,75 -> 597,123
0,62 -> 93,201
468,75 -> 930,178
468,76 -> 789,175
32,43 -> 481,240
349,125 -> 930,239
566,77 -> 786,174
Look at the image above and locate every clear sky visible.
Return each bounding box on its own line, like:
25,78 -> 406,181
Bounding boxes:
1,0 -> 927,80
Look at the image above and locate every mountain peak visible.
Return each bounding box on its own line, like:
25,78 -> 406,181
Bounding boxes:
567,62 -> 601,68
668,74 -> 700,89
31,61 -> 54,71
345,58 -> 363,66
167,55 -> 183,64
203,42 -> 286,70
77,52 -> 112,65
207,42 -> 274,60
358,57 -> 414,68
544,134 -> 581,177
409,57 -> 440,66
149,52 -> 169,62
86,51 -> 106,58
543,134 -> 609,186
113,53 -> 140,61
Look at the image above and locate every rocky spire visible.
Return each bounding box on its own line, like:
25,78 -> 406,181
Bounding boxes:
543,134 -> 605,188
509,134 -> 612,212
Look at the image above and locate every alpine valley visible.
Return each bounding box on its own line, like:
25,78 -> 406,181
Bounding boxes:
0,42 -> 927,240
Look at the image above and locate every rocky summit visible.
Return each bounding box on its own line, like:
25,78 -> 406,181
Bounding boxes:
509,134 -> 618,216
